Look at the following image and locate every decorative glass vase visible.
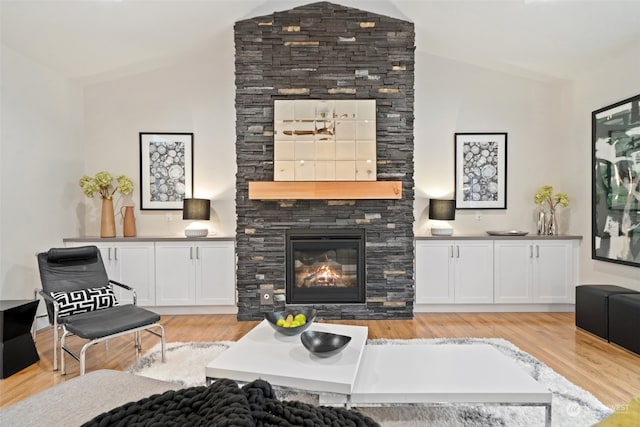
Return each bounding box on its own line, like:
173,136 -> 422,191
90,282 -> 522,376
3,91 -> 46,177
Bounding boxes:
547,210 -> 557,235
537,210 -> 546,235
100,198 -> 116,238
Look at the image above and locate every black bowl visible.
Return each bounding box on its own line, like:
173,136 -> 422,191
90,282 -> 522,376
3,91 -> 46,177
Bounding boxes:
264,307 -> 317,336
301,330 -> 351,357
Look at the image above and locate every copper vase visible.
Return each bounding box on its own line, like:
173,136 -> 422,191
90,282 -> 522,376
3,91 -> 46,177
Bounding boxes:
121,205 -> 137,237
100,198 -> 116,238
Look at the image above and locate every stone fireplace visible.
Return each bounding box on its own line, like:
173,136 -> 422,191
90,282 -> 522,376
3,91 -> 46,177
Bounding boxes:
286,229 -> 366,304
234,2 -> 415,320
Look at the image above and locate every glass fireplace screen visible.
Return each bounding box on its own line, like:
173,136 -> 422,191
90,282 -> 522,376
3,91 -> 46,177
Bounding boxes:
286,229 -> 365,304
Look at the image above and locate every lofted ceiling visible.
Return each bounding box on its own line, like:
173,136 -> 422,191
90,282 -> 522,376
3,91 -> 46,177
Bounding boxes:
2,0 -> 640,83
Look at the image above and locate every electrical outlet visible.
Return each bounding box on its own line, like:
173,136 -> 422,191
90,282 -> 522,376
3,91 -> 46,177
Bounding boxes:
260,289 -> 273,305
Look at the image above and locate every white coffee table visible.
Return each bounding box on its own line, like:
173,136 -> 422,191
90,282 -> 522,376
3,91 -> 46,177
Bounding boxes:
343,344 -> 552,426
205,320 -> 368,394
206,323 -> 552,426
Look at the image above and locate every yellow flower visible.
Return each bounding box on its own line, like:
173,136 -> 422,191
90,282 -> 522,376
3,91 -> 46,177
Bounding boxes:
79,171 -> 133,199
116,175 -> 134,195
533,185 -> 569,212
554,192 -> 570,208
533,185 -> 553,206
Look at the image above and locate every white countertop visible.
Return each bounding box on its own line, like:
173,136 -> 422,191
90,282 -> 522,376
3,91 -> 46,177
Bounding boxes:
64,235 -> 235,242
415,234 -> 582,240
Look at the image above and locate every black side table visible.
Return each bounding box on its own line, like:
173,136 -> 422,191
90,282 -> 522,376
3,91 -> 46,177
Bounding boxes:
0,300 -> 40,378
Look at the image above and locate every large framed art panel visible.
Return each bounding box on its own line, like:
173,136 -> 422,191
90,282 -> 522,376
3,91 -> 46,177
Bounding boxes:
273,100 -> 377,181
592,94 -> 640,267
454,132 -> 507,209
139,132 -> 194,210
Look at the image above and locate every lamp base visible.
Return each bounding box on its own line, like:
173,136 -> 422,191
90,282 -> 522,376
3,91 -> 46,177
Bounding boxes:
430,227 -> 453,236
185,220 -> 209,237
185,228 -> 208,238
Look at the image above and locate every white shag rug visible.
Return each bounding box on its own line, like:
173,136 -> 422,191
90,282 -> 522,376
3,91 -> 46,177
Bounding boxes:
128,338 -> 612,427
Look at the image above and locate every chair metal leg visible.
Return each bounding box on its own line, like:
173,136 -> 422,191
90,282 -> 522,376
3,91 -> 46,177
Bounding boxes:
53,325 -> 59,371
158,324 -> 166,362
57,322 -> 166,375
79,341 -> 99,376
60,329 -> 70,375
80,345 -> 86,376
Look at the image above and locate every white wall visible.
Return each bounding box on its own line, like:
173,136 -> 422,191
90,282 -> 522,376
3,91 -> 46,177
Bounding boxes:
569,43 -> 640,291
82,35 -> 236,237
82,42 -> 574,241
414,49 -> 639,290
0,45 -> 84,299
5,16 -> 635,300
413,51 -> 574,236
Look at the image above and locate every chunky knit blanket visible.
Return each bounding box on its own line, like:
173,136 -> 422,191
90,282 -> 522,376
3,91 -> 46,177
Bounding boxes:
82,378 -> 379,427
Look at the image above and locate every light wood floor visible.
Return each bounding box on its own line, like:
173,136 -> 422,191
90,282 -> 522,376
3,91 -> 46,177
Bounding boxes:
1,312 -> 639,411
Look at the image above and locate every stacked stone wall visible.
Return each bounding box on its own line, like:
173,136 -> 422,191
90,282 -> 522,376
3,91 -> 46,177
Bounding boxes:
235,2 -> 415,320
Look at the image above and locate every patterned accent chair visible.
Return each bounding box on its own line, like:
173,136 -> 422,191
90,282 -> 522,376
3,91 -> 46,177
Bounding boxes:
37,245 -> 165,375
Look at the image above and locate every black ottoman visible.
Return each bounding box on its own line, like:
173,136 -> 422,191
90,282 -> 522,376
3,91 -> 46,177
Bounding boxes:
575,285 -> 638,340
609,294 -> 640,355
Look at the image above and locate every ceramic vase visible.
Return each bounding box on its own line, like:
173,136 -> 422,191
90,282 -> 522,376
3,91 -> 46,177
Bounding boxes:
121,205 -> 136,237
100,198 -> 116,238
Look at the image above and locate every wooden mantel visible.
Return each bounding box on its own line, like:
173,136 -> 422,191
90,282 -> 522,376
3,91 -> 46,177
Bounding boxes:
248,181 -> 402,200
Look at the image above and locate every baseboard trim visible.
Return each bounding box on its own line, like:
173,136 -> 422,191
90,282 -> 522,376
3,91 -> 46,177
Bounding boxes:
147,306 -> 238,315
414,304 -> 575,313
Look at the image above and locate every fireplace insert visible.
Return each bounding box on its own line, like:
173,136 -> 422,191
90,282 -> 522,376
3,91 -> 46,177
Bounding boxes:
286,229 -> 365,304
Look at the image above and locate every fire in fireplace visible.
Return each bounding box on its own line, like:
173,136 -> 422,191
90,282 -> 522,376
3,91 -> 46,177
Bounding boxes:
286,229 -> 366,304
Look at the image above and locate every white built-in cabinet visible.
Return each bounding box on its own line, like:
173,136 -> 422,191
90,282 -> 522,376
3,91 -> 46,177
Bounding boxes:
155,241 -> 236,306
415,240 -> 494,304
65,241 -> 155,306
64,238 -> 236,309
415,237 -> 579,308
494,240 -> 576,304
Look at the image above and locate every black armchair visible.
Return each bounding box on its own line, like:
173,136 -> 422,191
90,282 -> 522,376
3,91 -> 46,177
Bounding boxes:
37,245 -> 165,375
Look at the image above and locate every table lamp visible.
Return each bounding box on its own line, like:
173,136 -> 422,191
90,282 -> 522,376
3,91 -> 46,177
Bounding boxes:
428,199 -> 455,236
182,198 -> 211,237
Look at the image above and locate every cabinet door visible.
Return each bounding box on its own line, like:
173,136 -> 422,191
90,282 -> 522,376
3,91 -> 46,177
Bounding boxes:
494,241 -> 533,303
65,241 -> 113,272
88,244 -> 117,278
453,241 -> 494,304
155,243 -> 196,305
64,241 -> 121,296
195,241 -> 236,305
532,241 -> 574,303
415,240 -> 454,304
112,243 -> 155,306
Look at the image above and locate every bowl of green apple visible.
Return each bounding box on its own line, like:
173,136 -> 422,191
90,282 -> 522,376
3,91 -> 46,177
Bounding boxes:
264,307 -> 317,336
